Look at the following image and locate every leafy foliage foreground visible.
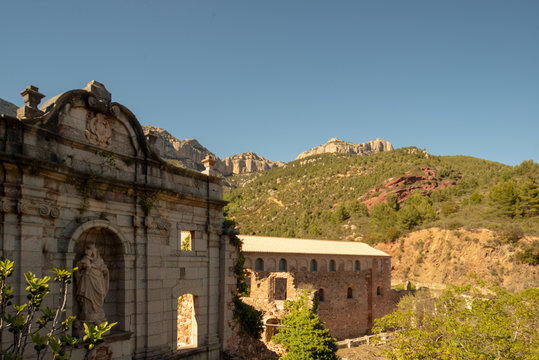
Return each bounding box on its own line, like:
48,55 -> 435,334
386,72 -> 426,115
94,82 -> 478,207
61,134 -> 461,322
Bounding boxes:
0,259 -> 115,360
373,283 -> 539,360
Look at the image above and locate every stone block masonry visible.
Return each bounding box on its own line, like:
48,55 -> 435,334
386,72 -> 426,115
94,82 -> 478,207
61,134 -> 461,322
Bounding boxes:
239,235 -> 394,344
0,81 -> 238,360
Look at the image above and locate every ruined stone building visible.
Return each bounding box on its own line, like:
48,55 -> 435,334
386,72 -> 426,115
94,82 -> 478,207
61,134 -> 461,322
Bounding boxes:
0,82 -> 238,360
240,235 -> 393,342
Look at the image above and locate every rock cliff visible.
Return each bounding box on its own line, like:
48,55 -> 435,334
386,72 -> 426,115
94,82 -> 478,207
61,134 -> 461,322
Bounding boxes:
218,152 -> 284,175
296,138 -> 393,160
143,126 -> 214,172
142,126 -> 283,176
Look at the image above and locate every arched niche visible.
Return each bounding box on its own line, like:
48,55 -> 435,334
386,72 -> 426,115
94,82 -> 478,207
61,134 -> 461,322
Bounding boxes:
68,220 -> 129,334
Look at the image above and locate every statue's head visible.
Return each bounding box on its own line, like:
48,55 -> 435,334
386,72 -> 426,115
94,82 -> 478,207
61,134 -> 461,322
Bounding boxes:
84,243 -> 99,258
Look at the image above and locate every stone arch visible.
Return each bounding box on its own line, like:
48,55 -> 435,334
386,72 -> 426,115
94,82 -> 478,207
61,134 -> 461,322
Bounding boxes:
265,318 -> 280,342
177,293 -> 198,349
278,258 -> 287,272
171,282 -> 203,351
67,219 -> 129,254
68,220 -> 129,334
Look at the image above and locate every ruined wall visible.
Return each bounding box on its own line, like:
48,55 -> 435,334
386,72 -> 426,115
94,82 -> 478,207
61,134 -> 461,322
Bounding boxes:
0,82 -> 235,360
242,253 -> 392,341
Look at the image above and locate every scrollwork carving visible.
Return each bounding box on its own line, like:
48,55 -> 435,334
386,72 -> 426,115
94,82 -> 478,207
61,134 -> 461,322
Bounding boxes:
0,199 -> 10,213
17,200 -> 27,214
38,203 -> 50,217
50,206 -> 60,218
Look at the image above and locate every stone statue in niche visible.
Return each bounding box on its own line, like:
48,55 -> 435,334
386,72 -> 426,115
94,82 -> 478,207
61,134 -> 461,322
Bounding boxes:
85,112 -> 112,147
75,243 -> 109,325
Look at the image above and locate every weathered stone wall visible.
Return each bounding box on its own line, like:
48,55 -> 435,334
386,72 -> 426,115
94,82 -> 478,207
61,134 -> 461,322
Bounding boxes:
0,82 -> 236,360
242,252 -> 393,342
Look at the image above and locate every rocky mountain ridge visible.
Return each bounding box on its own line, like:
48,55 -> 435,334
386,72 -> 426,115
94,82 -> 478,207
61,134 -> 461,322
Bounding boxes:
296,137 -> 393,160
142,126 -> 283,176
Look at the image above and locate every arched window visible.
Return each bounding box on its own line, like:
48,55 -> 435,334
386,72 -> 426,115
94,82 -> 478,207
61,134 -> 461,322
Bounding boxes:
278,258 -> 287,271
347,287 -> 353,299
318,288 -> 325,302
177,293 -> 198,349
310,259 -> 317,272
329,259 -> 336,272
354,260 -> 360,271
255,258 -> 264,271
377,286 -> 382,296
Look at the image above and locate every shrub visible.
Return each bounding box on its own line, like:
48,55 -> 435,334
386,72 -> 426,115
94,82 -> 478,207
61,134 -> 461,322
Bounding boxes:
272,291 -> 337,360
374,284 -> 539,360
516,241 -> 539,265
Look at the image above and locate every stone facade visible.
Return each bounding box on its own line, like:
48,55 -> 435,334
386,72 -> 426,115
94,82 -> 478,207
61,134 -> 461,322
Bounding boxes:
239,235 -> 393,344
0,81 -> 238,360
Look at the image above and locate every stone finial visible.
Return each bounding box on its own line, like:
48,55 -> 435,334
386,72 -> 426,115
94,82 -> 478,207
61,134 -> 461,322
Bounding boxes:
21,86 -> 45,108
202,155 -> 218,176
202,155 -> 216,169
17,85 -> 45,119
84,80 -> 111,102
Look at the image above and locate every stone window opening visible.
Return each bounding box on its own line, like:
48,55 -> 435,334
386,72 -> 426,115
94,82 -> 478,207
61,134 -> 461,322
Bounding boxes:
347,287 -> 353,299
180,230 -> 193,252
274,277 -> 287,300
177,293 -> 198,350
255,258 -> 264,271
377,286 -> 382,296
354,260 -> 360,271
317,288 -> 325,302
310,259 -> 317,272
278,258 -> 287,272
329,259 -> 336,272
265,318 -> 281,343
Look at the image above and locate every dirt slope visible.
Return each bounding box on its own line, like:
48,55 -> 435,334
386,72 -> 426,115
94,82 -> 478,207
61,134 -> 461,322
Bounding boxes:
375,228 -> 538,292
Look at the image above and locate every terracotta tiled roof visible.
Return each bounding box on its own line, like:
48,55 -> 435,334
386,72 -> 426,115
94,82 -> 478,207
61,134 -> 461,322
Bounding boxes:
239,235 -> 390,257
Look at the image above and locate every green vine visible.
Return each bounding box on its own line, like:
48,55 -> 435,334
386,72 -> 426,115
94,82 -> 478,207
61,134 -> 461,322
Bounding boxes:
68,172 -> 99,214
98,151 -> 116,167
137,192 -> 158,215
223,218 -> 263,339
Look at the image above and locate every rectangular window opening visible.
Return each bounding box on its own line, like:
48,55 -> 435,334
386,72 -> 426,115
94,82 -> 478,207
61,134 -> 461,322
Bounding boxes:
180,230 -> 193,252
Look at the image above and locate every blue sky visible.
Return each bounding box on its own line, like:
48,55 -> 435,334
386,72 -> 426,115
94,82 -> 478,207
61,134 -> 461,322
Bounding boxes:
1,1 -> 537,165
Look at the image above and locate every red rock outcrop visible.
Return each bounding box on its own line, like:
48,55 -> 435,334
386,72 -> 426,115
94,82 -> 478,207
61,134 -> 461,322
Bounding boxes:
361,167 -> 459,209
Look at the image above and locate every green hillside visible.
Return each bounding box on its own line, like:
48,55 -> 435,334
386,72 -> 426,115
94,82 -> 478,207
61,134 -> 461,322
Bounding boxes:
224,148 -> 539,246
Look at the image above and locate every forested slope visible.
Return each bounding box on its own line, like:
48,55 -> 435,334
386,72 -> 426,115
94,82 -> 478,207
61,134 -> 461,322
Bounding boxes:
225,148 -> 538,248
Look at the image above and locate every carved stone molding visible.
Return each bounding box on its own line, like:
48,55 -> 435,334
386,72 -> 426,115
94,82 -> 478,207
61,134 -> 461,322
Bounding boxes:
50,206 -> 60,218
38,202 -> 61,218
38,203 -> 50,217
0,199 -> 10,213
145,216 -> 171,234
17,200 -> 27,214
111,104 -> 121,117
85,112 -> 112,147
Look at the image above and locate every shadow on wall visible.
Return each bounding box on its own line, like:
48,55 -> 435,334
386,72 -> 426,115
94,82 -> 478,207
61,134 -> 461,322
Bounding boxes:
223,330 -> 280,360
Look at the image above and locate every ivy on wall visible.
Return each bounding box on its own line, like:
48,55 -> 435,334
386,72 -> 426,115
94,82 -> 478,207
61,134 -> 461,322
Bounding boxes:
223,218 -> 263,339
